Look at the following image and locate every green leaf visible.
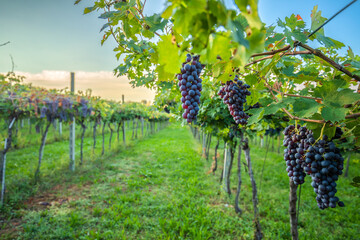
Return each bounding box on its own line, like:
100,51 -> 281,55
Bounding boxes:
98,11 -> 119,19
206,34 -> 231,64
247,108 -> 264,125
348,47 -> 355,60
314,79 -> 347,99
244,74 -> 258,86
84,6 -> 95,14
282,65 -> 297,77
351,61 -> 360,69
172,0 -> 207,35
325,88 -> 360,107
157,35 -> 185,77
227,17 -> 249,48
144,14 -> 168,33
292,98 -> 320,118
264,101 -> 285,115
321,106 -> 347,122
115,65 -> 128,75
161,5 -> 175,19
213,62 -> 225,78
316,33 -> 338,48
261,53 -> 280,77
265,33 -> 283,47
328,37 -> 345,49
310,6 -> 327,35
100,23 -> 110,32
234,0 -> 262,29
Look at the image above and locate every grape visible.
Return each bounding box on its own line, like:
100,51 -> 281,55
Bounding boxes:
282,125 -> 312,185
218,76 -> 251,125
177,54 -> 204,123
40,106 -> 47,118
284,124 -> 346,209
303,134 -> 345,210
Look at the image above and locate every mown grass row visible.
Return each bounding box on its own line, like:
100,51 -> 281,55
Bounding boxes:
1,124 -> 359,239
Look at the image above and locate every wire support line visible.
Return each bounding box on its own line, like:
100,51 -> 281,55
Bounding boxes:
307,0 -> 358,38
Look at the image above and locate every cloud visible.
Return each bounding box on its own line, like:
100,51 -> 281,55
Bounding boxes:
13,70 -> 156,103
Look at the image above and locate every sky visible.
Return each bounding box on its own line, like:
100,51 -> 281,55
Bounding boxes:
0,0 -> 359,102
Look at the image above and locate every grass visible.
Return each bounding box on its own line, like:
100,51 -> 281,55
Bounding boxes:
1,120 -> 153,209
1,123 -> 359,239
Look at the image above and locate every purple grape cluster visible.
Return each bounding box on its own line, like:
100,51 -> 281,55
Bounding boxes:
177,54 -> 204,123
38,97 -> 78,122
79,98 -> 92,118
304,135 -> 345,209
283,125 -> 345,209
283,125 -> 310,185
217,76 -> 251,125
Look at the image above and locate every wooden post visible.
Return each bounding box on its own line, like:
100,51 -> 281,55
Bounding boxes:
243,138 -> 263,240
235,135 -> 243,214
222,142 -> 233,196
141,117 -> 144,137
69,72 -> 75,171
59,121 -> 62,135
122,94 -> 125,104
0,139 -> 8,206
1,118 -> 16,206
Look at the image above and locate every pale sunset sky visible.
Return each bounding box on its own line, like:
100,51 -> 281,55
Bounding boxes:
0,0 -> 359,102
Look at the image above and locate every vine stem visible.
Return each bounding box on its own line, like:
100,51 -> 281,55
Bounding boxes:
250,44 -> 290,57
246,51 -> 311,67
297,184 -> 302,225
247,41 -> 360,81
270,87 -> 323,101
316,123 -> 327,142
0,41 -> 10,47
142,0 -> 147,12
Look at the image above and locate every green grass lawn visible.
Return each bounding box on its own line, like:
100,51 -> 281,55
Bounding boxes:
1,120 -> 154,207
1,123 -> 359,239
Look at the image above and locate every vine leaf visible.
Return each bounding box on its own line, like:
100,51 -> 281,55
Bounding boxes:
321,106 -> 347,122
157,35 -> 185,75
292,98 -> 320,118
98,11 -> 120,19
227,17 -> 249,48
206,34 -> 231,64
310,5 -> 327,36
144,14 -> 168,33
161,5 -> 175,19
247,108 -> 264,125
84,6 -> 95,14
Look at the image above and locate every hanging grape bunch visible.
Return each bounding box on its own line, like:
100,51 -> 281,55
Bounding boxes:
284,124 -> 345,209
177,54 -> 204,123
304,134 -> 345,209
79,98 -> 92,118
283,125 -> 310,185
218,75 -> 251,125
